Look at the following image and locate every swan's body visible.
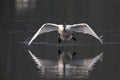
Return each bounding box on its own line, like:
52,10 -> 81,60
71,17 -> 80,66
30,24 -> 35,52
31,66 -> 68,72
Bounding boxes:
28,23 -> 103,46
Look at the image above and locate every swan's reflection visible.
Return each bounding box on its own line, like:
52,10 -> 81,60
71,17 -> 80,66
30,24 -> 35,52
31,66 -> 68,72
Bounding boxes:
28,50 -> 103,78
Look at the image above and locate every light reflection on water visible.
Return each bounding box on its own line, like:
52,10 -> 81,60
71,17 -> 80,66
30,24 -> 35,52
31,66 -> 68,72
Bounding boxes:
28,49 -> 103,79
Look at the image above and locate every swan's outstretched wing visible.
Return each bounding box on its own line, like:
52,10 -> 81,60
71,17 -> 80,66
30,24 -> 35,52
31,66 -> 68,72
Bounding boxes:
70,23 -> 103,43
28,23 -> 59,46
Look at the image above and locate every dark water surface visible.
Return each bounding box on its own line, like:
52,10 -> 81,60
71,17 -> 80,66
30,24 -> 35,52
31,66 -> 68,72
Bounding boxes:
0,0 -> 120,80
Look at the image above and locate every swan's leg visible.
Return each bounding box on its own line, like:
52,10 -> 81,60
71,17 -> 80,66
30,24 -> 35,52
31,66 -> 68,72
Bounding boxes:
58,34 -> 62,43
72,34 -> 76,41
72,52 -> 77,60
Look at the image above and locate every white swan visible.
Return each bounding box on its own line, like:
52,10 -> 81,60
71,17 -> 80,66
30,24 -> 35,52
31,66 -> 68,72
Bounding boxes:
28,23 -> 103,46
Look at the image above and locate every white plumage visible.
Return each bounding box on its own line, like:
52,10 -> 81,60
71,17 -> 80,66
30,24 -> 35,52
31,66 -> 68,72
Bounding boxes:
28,23 -> 103,46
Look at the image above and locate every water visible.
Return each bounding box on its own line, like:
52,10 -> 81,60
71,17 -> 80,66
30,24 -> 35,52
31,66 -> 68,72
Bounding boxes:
28,45 -> 103,79
0,0 -> 120,80
1,35 -> 120,80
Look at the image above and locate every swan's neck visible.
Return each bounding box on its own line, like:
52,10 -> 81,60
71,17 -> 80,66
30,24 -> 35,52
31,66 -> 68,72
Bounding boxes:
59,26 -> 67,35
63,27 -> 66,32
61,26 -> 66,32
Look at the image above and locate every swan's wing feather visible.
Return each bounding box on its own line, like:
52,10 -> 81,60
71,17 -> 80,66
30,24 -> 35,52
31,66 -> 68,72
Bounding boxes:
38,23 -> 59,34
28,23 -> 59,46
70,23 -> 103,43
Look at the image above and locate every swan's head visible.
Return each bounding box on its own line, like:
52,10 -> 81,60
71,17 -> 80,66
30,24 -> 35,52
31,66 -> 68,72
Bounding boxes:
63,23 -> 66,27
62,23 -> 67,30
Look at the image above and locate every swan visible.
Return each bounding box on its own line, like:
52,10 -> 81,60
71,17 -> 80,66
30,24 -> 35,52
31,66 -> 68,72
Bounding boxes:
28,23 -> 103,46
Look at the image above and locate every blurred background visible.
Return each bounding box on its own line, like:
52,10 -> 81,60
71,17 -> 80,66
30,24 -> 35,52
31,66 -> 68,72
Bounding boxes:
0,0 -> 120,80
